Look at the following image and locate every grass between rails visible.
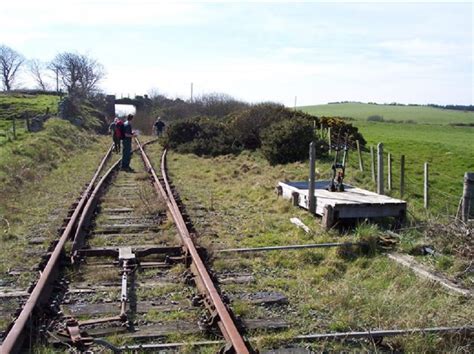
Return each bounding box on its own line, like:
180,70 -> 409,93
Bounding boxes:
301,102 -> 474,125
145,144 -> 473,352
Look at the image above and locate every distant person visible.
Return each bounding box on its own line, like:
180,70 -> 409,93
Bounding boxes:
153,117 -> 165,136
121,114 -> 136,172
109,117 -> 122,153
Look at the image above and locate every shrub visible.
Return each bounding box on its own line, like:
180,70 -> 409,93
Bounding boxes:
230,103 -> 316,150
163,117 -> 238,156
261,118 -> 328,165
367,115 -> 384,122
320,116 -> 366,148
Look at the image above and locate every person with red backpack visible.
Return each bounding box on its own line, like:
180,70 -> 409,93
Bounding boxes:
109,117 -> 123,153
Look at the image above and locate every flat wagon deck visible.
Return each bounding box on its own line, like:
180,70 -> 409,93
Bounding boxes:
278,181 -> 407,228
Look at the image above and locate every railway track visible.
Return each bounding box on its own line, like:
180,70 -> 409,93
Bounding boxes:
1,138 -> 472,353
0,139 -> 255,353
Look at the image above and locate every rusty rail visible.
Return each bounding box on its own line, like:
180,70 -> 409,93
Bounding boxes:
71,138 -> 158,258
1,145 -> 114,354
135,138 -> 252,354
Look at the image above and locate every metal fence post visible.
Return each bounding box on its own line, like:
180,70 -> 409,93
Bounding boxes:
424,162 -> 429,209
308,142 -> 316,214
388,153 -> 392,191
400,155 -> 405,198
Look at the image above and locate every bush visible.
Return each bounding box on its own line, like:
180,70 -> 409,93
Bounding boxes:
163,117 -> 238,156
230,103 -> 316,150
367,115 -> 384,122
261,118 -> 328,165
320,116 -> 366,148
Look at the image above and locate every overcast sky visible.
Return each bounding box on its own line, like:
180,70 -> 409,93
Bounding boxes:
1,0 -> 472,106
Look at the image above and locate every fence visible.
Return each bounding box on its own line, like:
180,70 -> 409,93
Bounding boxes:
318,128 -> 472,221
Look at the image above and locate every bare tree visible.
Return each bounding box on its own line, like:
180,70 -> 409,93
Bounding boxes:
29,59 -> 49,90
49,52 -> 104,98
0,45 -> 24,91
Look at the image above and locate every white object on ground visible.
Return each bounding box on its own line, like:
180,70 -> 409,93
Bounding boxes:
387,253 -> 472,297
290,217 -> 311,234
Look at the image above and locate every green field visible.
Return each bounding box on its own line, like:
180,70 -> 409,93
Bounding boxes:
300,102 -> 474,215
349,122 -> 473,214
0,93 -> 60,145
301,103 -> 474,125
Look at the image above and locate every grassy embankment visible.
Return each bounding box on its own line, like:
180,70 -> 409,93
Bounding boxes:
145,142 -> 472,352
0,117 -> 112,330
0,93 -> 59,145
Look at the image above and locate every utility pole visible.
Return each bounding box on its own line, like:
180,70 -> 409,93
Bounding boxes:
190,82 -> 194,102
294,96 -> 297,111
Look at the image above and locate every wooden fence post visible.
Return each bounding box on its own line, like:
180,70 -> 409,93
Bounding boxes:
388,153 -> 392,191
370,146 -> 376,183
400,155 -> 405,198
424,162 -> 429,209
328,127 -> 332,154
461,172 -> 474,221
356,140 -> 364,172
308,142 -> 316,214
377,143 -> 384,195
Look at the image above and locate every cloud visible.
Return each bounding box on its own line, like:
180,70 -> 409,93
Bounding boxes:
378,38 -> 471,58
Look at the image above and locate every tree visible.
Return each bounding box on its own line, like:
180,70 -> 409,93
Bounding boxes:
49,52 -> 104,98
29,59 -> 49,90
0,45 -> 24,91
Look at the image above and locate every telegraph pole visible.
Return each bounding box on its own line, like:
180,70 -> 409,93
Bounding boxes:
190,82 -> 194,102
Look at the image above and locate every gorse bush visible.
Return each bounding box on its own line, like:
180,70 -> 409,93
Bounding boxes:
320,116 -> 367,148
163,104 -> 365,165
261,118 -> 328,165
163,118 -> 238,156
230,103 -> 317,150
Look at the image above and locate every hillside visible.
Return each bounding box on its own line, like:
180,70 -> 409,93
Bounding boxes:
0,93 -> 60,144
300,103 -> 474,125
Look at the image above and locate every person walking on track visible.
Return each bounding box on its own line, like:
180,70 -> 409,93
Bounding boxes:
121,114 -> 136,172
153,116 -> 165,136
109,117 -> 122,153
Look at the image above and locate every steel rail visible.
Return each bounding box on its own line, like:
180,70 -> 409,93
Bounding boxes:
218,242 -> 361,253
70,159 -> 121,256
1,145 -> 114,354
71,138 -> 158,257
104,325 -> 474,351
135,139 -> 252,354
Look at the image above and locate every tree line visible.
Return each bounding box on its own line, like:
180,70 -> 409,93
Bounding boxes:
0,44 -> 104,99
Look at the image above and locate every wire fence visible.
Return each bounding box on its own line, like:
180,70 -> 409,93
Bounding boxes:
332,140 -> 469,219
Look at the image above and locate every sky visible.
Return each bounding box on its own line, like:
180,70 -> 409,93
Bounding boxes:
1,0 -> 472,106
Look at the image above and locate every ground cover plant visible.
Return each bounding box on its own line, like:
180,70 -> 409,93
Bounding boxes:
301,102 -> 474,125
146,143 -> 473,352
